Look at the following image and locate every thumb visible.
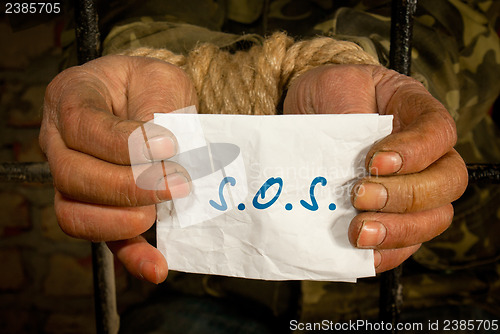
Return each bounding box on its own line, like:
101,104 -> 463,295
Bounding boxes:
44,84 -> 179,165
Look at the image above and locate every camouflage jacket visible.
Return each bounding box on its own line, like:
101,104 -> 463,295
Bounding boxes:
94,0 -> 500,325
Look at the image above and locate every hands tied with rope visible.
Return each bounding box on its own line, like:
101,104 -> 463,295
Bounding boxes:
39,33 -> 467,283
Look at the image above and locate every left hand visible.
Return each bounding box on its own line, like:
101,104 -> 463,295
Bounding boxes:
40,55 -> 197,283
283,64 -> 468,273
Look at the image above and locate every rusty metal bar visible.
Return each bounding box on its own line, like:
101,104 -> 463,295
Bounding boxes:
90,242 -> 119,334
0,162 -> 52,183
467,163 -> 500,184
379,0 -> 418,331
75,0 -> 101,64
3,161 -> 496,185
74,1 -> 119,334
388,0 -> 418,75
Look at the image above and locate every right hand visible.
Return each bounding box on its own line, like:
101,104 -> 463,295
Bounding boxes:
284,64 -> 467,273
39,55 -> 197,283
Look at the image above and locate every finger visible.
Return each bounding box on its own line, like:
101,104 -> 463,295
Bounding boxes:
375,244 -> 421,273
42,55 -> 197,165
349,204 -> 453,249
58,104 -> 178,165
54,190 -> 156,241
46,129 -> 191,206
368,67 -> 457,175
107,235 -> 168,284
352,149 -> 467,213
283,64 -> 377,115
281,64 -> 458,176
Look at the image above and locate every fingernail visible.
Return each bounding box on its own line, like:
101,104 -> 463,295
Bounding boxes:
139,260 -> 159,283
157,172 -> 191,200
369,151 -> 402,175
357,221 -> 386,248
353,182 -> 388,211
143,135 -> 176,161
374,250 -> 382,268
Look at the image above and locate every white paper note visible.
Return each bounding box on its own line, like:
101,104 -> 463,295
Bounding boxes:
153,112 -> 393,282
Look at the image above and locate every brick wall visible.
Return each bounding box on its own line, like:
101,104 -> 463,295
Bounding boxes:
0,12 -> 155,334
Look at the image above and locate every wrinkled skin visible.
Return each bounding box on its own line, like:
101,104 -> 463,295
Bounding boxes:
284,64 -> 467,273
40,56 -> 468,283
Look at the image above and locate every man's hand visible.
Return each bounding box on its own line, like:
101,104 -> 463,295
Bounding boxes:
40,55 -> 197,283
284,64 -> 468,273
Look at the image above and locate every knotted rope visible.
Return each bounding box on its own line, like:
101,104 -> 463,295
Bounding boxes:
121,32 -> 379,115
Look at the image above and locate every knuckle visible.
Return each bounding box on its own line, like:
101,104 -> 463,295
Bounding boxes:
432,203 -> 453,222
454,154 -> 469,196
42,71 -> 72,128
38,126 -> 49,155
44,71 -> 64,106
144,58 -> 194,90
50,154 -> 73,196
44,67 -> 84,108
442,112 -> 458,146
54,199 -> 80,239
439,204 -> 455,231
432,109 -> 458,149
441,151 -> 468,201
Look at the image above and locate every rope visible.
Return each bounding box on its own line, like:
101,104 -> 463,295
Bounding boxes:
120,32 -> 379,115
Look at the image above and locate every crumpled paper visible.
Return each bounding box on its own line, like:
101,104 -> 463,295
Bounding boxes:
154,111 -> 393,282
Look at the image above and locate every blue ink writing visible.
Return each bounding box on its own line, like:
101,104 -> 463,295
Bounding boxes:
209,176 -> 236,211
300,176 -> 327,211
253,177 -> 283,210
210,176 -> 336,212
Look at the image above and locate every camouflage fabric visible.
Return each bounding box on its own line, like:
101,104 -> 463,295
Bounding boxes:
98,0 -> 500,326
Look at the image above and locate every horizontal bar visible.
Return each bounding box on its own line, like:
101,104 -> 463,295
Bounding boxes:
0,162 -> 52,183
467,163 -> 500,183
1,162 -> 499,185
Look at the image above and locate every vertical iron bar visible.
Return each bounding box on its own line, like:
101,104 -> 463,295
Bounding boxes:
389,0 -> 418,75
379,0 -> 418,332
90,242 -> 119,334
75,1 -> 119,334
75,0 -> 101,63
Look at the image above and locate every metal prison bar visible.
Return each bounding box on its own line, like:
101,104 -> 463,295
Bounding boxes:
0,0 -> 500,333
74,1 -> 120,333
379,1 -> 417,331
